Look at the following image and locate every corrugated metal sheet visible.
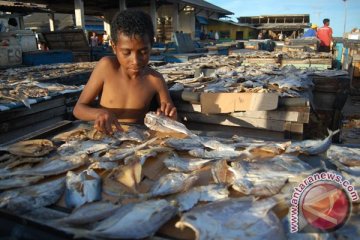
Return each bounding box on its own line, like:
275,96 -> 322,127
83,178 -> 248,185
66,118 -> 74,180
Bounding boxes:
0,0 -> 51,13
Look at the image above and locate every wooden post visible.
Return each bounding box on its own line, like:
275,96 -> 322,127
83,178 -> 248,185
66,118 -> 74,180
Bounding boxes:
18,16 -> 25,30
74,0 -> 85,28
150,0 -> 157,34
49,13 -> 55,31
172,3 -> 179,32
119,0 -> 126,11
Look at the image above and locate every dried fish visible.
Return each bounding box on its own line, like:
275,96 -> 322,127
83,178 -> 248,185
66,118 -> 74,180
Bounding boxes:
55,201 -> 119,226
148,172 -> 199,197
188,148 -> 251,160
176,197 -> 285,240
57,140 -> 110,156
0,156 -> 44,170
1,139 -> 54,157
286,129 -> 340,155
327,145 -> 360,167
229,155 -> 314,197
1,155 -> 87,177
68,199 -> 177,239
144,112 -> 198,138
201,139 -> 235,151
113,126 -> 149,142
0,177 -> 65,213
65,169 -> 102,208
97,137 -> 157,162
88,161 -> 119,170
211,159 -> 234,185
0,175 -> 44,190
134,146 -> 172,165
174,184 -> 229,211
162,137 -> 203,151
164,154 -> 214,172
52,128 -> 89,142
106,160 -> 142,192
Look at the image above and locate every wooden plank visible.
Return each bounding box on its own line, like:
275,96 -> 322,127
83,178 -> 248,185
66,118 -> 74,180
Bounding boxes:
0,105 -> 67,133
200,93 -> 278,113
175,102 -> 310,123
0,96 -> 65,122
175,103 -> 310,123
0,116 -> 66,145
179,111 -> 303,133
185,122 -> 286,141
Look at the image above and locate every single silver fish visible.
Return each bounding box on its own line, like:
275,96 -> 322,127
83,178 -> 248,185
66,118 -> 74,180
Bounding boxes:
286,129 -> 340,155
113,126 -> 150,143
148,172 -> 199,197
97,137 -> 157,162
164,154 -> 214,172
200,139 -> 235,151
144,111 -> 197,138
65,169 -> 102,208
0,175 -> 44,190
88,161 -> 119,170
0,177 -> 65,213
188,148 -> 251,160
52,128 -> 89,142
174,184 -> 229,212
229,155 -> 315,197
68,199 -> 177,239
175,197 -> 286,240
1,155 -> 87,177
134,146 -> 173,165
57,140 -> 110,156
162,137 -> 203,151
56,201 -> 119,225
327,145 -> 360,167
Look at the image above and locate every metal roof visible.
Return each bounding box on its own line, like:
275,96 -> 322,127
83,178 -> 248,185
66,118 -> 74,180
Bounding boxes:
179,0 -> 233,15
0,0 -> 51,13
16,0 -> 233,17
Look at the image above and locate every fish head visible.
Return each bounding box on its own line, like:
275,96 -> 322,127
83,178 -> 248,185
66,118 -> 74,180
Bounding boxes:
144,112 -> 158,129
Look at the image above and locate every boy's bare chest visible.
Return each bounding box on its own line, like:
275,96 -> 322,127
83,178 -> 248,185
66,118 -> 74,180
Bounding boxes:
101,78 -> 155,108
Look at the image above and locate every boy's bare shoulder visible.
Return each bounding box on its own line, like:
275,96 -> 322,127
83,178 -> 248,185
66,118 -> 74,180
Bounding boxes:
96,56 -> 119,70
146,67 -> 165,81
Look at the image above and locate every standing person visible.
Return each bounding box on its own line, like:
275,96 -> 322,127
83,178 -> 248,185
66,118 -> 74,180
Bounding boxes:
214,31 -> 219,41
317,18 -> 333,52
102,30 -> 110,47
73,10 -> 177,135
90,32 -> 98,47
278,32 -> 284,41
303,24 -> 318,38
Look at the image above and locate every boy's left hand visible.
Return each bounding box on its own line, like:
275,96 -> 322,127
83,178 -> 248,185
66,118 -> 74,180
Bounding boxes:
157,102 -> 177,120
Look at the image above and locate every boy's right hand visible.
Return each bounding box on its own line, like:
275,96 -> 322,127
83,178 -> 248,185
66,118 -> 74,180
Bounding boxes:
94,109 -> 123,135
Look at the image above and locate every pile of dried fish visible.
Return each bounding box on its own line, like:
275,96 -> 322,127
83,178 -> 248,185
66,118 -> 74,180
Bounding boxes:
0,62 -> 92,109
152,55 -> 347,98
0,114 -> 358,239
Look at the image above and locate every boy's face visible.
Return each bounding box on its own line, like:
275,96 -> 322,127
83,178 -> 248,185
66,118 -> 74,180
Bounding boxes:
112,32 -> 151,78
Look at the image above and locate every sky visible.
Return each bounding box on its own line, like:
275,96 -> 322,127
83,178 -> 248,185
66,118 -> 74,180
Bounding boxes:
207,0 -> 360,37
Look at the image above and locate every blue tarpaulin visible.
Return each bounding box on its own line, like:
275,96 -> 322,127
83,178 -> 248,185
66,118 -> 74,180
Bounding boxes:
196,16 -> 208,25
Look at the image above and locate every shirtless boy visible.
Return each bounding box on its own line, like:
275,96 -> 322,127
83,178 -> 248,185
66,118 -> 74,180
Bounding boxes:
73,10 -> 176,135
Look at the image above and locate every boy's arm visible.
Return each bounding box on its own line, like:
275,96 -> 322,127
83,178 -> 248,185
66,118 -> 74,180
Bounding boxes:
152,72 -> 177,119
73,58 -> 121,134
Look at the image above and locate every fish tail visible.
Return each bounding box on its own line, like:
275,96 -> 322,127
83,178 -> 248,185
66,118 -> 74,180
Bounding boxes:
63,227 -> 91,239
327,128 -> 340,137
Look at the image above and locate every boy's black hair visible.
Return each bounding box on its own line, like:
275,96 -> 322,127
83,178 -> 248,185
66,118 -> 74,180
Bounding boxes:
111,10 -> 154,45
323,18 -> 330,24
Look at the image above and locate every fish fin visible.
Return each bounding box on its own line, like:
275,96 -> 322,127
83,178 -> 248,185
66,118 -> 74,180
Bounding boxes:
327,128 -> 340,137
62,227 -> 91,239
21,98 -> 31,109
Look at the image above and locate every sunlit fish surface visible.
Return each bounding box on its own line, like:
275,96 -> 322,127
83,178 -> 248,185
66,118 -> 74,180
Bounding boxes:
176,197 -> 285,240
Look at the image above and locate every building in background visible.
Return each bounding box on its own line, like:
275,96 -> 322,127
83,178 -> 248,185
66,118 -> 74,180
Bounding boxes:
238,14 -> 310,40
